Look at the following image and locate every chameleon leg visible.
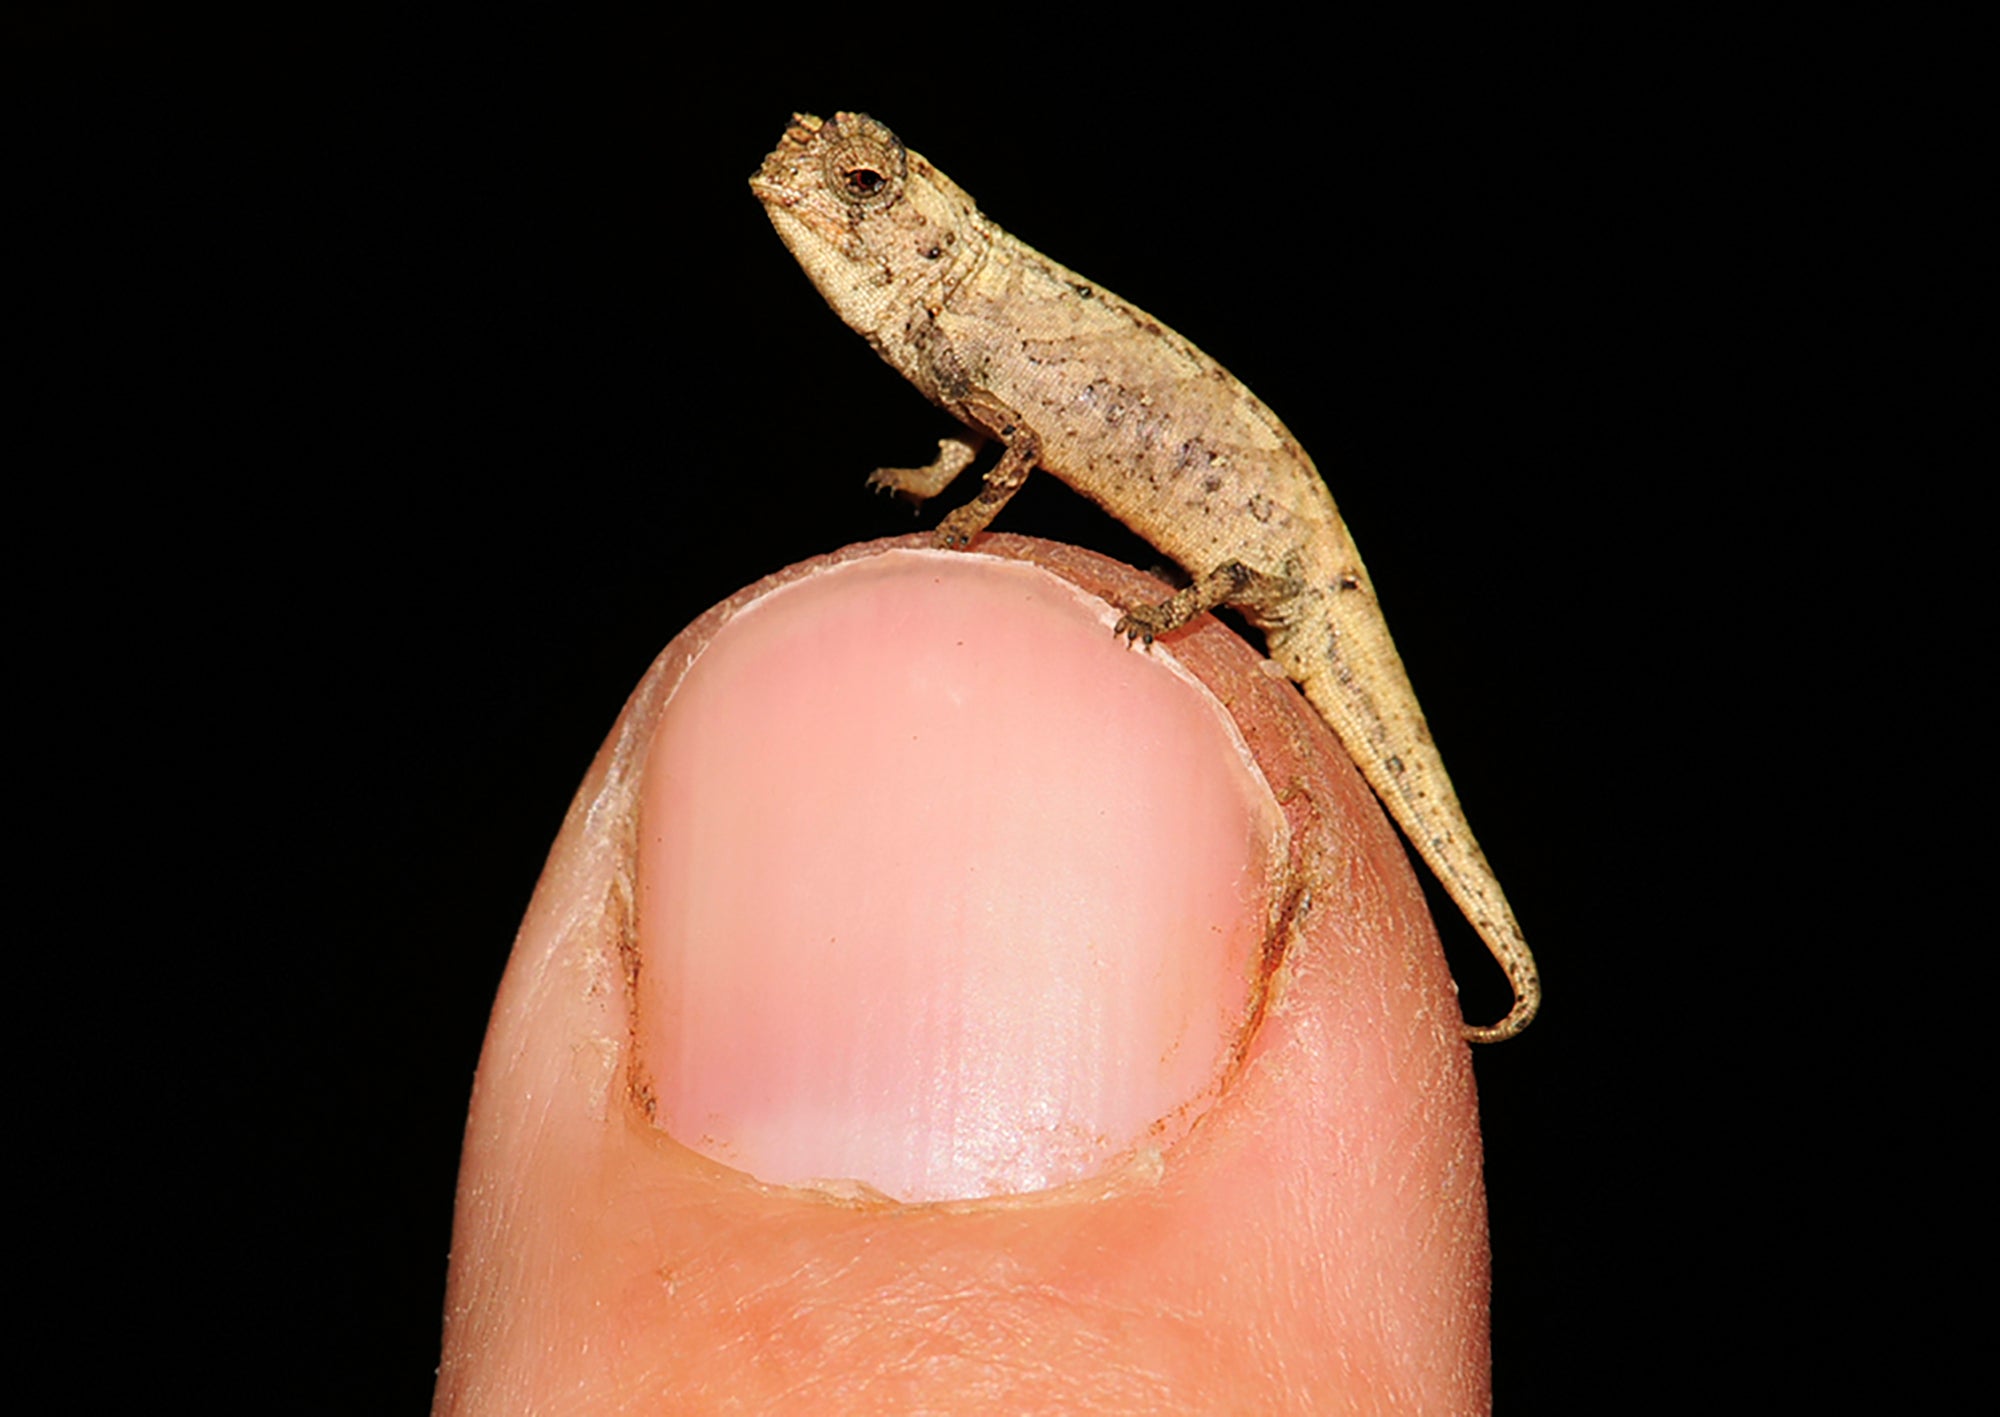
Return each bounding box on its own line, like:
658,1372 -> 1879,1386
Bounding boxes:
867,436 -> 981,505
1114,561 -> 1298,644
933,397 -> 1042,548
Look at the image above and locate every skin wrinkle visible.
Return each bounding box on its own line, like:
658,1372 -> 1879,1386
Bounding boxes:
745,1205 -> 1178,1401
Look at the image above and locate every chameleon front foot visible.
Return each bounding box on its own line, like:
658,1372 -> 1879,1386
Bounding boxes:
867,436 -> 980,507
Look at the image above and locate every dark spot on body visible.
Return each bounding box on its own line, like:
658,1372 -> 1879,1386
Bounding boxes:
1387,755 -> 1406,775
1070,283 -> 1094,299
1172,439 -> 1220,483
1337,574 -> 1361,591
922,245 -> 942,260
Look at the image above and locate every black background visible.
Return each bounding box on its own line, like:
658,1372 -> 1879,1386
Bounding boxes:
19,13 -> 1842,1411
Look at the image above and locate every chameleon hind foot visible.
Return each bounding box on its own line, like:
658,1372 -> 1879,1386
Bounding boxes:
1115,561 -> 1294,644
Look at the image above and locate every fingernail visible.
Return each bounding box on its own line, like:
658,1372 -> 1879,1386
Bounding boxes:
636,548 -> 1284,1202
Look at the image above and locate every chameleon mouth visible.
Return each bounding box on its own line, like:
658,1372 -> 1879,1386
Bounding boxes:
750,178 -> 853,255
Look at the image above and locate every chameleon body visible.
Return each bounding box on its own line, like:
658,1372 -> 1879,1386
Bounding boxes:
751,112 -> 1538,1042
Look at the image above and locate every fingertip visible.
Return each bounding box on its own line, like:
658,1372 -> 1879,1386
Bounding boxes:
439,535 -> 1491,1411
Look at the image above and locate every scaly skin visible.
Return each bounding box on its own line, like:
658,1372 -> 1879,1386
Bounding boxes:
751,112 -> 1538,1042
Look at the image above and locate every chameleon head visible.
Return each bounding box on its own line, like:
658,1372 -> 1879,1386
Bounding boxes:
750,112 -> 980,340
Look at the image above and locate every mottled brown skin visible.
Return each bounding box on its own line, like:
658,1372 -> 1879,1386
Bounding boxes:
751,112 -> 1538,1041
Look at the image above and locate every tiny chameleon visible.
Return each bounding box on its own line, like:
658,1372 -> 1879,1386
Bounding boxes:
751,112 -> 1539,1042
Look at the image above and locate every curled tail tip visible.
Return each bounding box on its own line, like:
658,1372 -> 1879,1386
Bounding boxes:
1461,992 -> 1539,1045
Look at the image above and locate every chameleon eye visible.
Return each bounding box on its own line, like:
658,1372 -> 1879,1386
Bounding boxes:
842,163 -> 888,198
821,115 -> 906,210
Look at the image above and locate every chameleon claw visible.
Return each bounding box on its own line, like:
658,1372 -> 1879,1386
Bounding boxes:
1111,612 -> 1159,647
865,472 -> 928,513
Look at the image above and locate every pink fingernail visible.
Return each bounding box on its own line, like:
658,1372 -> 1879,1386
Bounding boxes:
636,550 -> 1282,1202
